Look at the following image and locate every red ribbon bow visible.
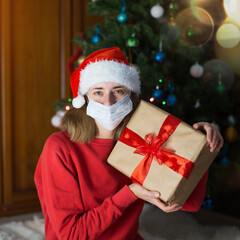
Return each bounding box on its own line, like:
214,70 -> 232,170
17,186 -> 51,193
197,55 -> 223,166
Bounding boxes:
119,115 -> 194,185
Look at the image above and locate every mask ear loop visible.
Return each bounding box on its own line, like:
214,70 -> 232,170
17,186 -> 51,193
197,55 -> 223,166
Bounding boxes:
85,95 -> 89,104
128,92 -> 132,100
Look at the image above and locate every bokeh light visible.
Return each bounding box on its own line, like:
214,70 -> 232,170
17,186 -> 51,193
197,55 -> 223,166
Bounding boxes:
65,105 -> 71,111
216,23 -> 240,48
224,0 -> 240,23
215,37 -> 240,76
176,7 -> 214,47
200,59 -> 235,91
190,0 -> 227,26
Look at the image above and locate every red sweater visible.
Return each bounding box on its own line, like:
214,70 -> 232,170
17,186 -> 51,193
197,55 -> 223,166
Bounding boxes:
34,130 -> 208,240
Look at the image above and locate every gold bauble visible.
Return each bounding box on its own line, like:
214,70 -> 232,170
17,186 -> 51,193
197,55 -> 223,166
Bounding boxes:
168,12 -> 176,25
225,125 -> 239,143
77,55 -> 86,65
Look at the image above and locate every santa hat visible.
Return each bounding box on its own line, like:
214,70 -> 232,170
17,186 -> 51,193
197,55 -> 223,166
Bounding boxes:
70,47 -> 141,108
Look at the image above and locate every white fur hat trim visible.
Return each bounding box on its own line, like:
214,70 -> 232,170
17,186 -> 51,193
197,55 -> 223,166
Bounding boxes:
78,60 -> 141,96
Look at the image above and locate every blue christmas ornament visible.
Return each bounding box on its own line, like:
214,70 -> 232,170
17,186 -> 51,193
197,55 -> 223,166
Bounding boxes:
166,94 -> 177,106
154,40 -> 166,63
91,35 -> 101,44
91,25 -> 101,44
166,83 -> 177,106
219,157 -> 229,166
154,51 -> 166,63
117,1 -> 128,23
117,12 -> 128,23
202,197 -> 215,210
152,88 -> 163,99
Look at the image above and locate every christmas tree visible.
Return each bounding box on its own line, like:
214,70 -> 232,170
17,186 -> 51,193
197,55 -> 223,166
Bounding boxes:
60,0 -> 240,216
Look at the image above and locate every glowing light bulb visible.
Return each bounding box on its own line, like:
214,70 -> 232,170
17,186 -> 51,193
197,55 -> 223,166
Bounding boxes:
150,97 -> 155,102
216,23 -> 240,48
65,105 -> 71,111
224,0 -> 240,23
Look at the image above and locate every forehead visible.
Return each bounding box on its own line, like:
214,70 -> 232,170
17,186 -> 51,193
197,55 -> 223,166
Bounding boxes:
89,82 -> 126,90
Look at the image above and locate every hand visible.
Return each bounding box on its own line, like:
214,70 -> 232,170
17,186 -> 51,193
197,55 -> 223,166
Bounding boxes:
193,122 -> 224,152
129,183 -> 182,213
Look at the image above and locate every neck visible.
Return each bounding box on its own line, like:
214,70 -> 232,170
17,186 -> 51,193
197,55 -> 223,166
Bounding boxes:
95,121 -> 114,139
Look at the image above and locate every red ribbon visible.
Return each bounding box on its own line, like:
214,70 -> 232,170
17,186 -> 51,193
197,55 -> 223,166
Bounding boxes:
119,115 -> 194,185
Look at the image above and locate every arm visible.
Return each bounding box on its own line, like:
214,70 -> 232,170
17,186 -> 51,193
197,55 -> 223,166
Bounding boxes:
180,170 -> 208,212
38,135 -> 137,240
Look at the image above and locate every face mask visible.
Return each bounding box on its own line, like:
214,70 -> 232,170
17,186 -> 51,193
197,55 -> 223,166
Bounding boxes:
86,94 -> 133,130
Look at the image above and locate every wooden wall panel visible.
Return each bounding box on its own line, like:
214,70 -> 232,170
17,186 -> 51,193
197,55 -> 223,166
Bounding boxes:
0,0 -> 2,207
11,0 -> 61,192
0,0 -> 83,216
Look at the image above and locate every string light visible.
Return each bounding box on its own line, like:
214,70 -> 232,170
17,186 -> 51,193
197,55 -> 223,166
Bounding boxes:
150,97 -> 155,102
65,105 -> 71,111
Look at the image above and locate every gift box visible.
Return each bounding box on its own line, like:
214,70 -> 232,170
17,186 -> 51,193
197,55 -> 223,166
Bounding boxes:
107,100 -> 219,205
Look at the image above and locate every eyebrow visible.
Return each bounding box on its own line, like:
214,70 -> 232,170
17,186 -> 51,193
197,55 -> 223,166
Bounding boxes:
91,86 -> 126,90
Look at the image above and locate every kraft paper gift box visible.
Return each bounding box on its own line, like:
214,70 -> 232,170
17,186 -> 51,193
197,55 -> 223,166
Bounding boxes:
107,100 -> 219,206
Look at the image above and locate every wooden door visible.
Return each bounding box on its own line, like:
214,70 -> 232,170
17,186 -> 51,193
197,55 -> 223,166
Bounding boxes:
0,0 -> 94,216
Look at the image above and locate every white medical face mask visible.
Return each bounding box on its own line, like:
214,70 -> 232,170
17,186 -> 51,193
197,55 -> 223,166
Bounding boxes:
86,94 -> 133,130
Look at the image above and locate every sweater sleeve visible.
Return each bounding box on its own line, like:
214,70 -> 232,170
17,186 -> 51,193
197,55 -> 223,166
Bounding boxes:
180,170 -> 208,212
37,134 -> 138,240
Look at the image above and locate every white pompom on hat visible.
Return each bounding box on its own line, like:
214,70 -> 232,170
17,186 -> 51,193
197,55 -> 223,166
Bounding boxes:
70,47 -> 141,108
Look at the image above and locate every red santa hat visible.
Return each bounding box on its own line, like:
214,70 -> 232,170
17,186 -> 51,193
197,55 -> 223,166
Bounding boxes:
70,47 -> 141,108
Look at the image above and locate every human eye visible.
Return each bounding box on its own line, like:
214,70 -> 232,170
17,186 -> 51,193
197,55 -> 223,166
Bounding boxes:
115,89 -> 123,94
114,88 -> 126,95
93,91 -> 103,96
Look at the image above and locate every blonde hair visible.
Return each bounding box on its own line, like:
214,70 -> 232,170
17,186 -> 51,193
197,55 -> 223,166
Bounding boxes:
62,93 -> 140,143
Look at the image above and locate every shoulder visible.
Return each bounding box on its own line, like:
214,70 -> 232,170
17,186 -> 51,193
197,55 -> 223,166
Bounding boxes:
46,130 -> 71,145
42,130 -> 73,156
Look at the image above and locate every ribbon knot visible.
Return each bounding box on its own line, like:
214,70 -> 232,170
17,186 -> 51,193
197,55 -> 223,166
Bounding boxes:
134,133 -> 168,165
119,115 -> 195,185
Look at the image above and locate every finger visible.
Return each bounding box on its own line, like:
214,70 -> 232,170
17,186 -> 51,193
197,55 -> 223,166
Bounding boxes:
214,136 -> 224,151
210,140 -> 217,152
204,124 -> 213,143
195,122 -> 213,142
210,129 -> 218,151
193,122 -> 206,128
160,203 -> 182,213
194,122 -> 213,146
153,199 -> 169,210
193,123 -> 199,129
211,129 -> 224,151
193,122 -> 208,131
153,200 -> 181,213
166,203 -> 182,211
151,191 -> 160,198
171,205 -> 183,212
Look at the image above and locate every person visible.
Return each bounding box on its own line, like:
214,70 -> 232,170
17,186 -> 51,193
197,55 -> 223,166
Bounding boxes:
34,47 -> 223,240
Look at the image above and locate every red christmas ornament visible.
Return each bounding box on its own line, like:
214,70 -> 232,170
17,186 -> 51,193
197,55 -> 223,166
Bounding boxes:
67,46 -> 83,77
